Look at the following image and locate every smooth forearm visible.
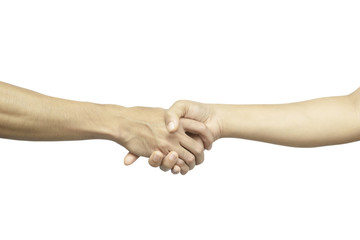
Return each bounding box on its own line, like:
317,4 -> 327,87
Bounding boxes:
0,82 -> 122,142
214,93 -> 360,147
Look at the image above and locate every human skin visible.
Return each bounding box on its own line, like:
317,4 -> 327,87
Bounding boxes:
0,81 -> 211,174
149,87 -> 360,168
124,119 -> 214,174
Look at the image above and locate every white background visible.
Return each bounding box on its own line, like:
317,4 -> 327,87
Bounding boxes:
1,0 -> 360,239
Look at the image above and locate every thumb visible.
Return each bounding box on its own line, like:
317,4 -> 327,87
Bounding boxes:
166,100 -> 188,133
124,152 -> 140,166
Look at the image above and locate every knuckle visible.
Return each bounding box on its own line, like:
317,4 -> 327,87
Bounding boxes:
158,142 -> 169,153
177,159 -> 185,167
187,155 -> 195,165
179,118 -> 186,125
175,100 -> 186,106
197,157 -> 204,165
173,100 -> 190,111
198,123 -> 207,132
209,135 -> 215,144
190,142 -> 203,157
195,145 -> 204,156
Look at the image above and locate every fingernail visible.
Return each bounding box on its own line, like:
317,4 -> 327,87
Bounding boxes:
153,153 -> 161,162
169,152 -> 177,161
172,166 -> 180,174
167,122 -> 175,131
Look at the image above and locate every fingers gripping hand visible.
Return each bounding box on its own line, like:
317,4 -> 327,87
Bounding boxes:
122,106 -> 213,175
120,107 -> 193,167
147,151 -> 187,175
147,119 -> 210,175
163,119 -> 209,174
165,100 -> 220,149
180,118 -> 214,151
124,150 -> 183,174
124,151 -> 192,175
148,151 -> 190,175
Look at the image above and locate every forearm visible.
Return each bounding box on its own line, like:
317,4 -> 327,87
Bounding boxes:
0,82 -> 121,142
215,92 -> 360,147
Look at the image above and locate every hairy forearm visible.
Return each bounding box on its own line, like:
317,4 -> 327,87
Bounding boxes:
215,91 -> 360,147
0,82 -> 121,142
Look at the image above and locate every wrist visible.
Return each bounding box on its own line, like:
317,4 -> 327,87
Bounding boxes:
212,104 -> 233,139
86,103 -> 129,143
203,103 -> 224,141
211,104 -> 224,139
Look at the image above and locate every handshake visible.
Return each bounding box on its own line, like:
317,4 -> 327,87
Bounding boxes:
1,81 -> 358,172
118,100 -> 221,175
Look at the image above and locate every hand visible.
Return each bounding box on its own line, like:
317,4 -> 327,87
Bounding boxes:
146,135 -> 205,175
117,106 -> 211,171
145,122 -> 207,175
165,100 -> 222,146
124,117 -> 212,175
144,100 -> 222,174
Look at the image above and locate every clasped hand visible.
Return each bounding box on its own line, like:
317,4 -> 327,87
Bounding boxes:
120,101 -> 221,175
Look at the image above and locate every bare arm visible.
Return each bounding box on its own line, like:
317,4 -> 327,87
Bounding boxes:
0,82 -> 210,174
216,89 -> 360,147
165,88 -> 360,147
0,81 -> 114,141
